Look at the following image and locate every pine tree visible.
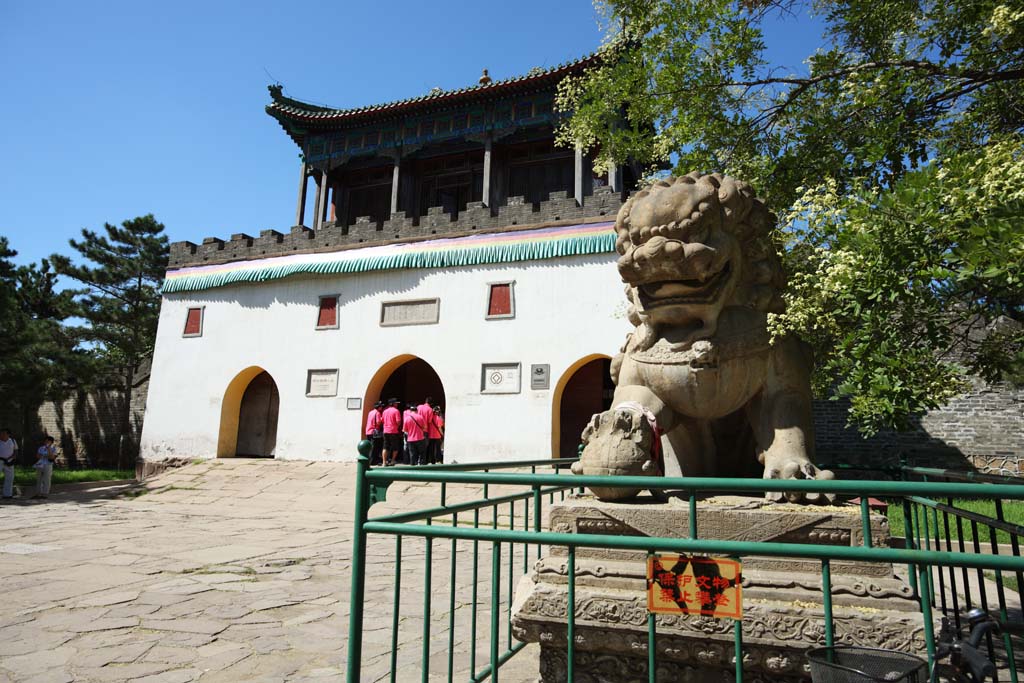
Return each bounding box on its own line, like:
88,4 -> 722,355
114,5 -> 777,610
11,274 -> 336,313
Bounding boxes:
52,215 -> 169,467
0,238 -> 81,446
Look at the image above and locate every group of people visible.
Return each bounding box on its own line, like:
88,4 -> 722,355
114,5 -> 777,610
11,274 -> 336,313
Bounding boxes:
0,428 -> 59,500
364,397 -> 444,467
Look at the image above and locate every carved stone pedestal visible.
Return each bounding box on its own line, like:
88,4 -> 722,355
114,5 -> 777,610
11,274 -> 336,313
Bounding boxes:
511,495 -> 925,682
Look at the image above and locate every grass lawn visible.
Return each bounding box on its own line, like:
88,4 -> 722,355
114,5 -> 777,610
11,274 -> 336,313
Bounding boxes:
985,570 -> 1020,594
886,499 -> 1024,546
10,466 -> 135,487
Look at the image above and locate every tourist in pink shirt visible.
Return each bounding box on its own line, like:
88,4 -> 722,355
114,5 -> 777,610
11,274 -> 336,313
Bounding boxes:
364,401 -> 384,465
403,403 -> 428,466
427,405 -> 444,464
417,397 -> 434,425
381,399 -> 403,466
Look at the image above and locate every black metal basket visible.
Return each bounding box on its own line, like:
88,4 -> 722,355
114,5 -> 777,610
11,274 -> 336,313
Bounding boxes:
807,647 -> 928,683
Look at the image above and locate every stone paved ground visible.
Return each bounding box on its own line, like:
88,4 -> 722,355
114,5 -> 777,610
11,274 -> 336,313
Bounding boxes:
8,460 -> 1018,682
0,459 -> 556,683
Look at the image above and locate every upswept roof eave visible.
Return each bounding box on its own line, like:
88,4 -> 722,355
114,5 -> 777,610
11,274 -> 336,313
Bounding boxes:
266,105 -> 306,148
265,49 -> 605,129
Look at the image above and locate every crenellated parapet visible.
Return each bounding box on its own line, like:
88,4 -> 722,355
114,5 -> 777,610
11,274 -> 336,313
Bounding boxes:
168,187 -> 623,269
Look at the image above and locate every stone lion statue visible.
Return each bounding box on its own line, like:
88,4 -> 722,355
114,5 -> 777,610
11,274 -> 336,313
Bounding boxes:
571,172 -> 834,503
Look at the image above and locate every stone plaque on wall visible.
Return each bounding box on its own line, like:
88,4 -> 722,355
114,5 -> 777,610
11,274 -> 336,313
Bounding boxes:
482,363 -> 521,394
530,364 -> 550,390
380,298 -> 440,327
306,369 -> 339,397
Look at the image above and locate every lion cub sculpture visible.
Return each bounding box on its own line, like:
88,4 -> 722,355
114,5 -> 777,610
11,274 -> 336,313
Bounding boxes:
571,172 -> 834,503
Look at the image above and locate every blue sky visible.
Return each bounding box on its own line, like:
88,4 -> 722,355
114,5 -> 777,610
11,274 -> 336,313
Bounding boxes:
0,0 -> 825,268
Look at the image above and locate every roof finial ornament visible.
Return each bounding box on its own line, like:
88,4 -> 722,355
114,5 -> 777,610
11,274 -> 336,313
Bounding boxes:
479,68 -> 492,86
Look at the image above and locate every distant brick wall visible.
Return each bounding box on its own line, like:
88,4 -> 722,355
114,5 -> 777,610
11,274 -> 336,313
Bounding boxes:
0,365 -> 150,469
814,379 -> 1024,474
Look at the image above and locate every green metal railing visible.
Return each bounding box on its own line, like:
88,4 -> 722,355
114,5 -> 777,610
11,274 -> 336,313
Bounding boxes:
347,443 -> 1024,682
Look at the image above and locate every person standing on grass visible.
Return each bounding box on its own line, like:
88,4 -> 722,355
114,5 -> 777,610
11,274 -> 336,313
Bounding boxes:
33,436 -> 57,499
381,398 -> 403,466
0,428 -> 18,500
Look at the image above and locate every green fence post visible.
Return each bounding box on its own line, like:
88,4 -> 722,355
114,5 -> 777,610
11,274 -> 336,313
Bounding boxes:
916,563 -> 937,676
523,496 -> 529,574
507,502 -> 514,649
898,459 -> 919,598
390,535 -> 402,682
470,508 -> 480,675
346,440 -> 372,683
822,559 -> 834,649
860,497 -> 872,548
447,513 -> 458,683
647,551 -> 656,683
930,506 -> 949,617
689,492 -> 698,540
648,612 -> 656,683
533,485 -> 542,560
988,522 -> 1019,683
734,618 -> 743,683
491,541 -> 501,683
996,497 -> 1024,623
903,498 -> 919,598
568,544 -> 576,681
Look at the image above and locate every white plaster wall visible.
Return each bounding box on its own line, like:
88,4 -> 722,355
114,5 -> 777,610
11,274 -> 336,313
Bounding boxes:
140,253 -> 631,463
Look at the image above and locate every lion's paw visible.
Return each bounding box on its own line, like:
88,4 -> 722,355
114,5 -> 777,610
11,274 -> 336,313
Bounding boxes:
762,457 -> 835,504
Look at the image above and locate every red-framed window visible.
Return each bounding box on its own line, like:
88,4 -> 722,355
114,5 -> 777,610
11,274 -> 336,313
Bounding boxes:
486,282 -> 515,319
183,307 -> 204,337
317,295 -> 339,329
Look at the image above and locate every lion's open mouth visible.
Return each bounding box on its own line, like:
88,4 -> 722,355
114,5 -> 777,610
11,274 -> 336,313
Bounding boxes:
637,263 -> 732,308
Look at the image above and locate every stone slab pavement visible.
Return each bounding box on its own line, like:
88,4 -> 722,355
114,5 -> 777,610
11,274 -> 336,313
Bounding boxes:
0,459 -> 563,683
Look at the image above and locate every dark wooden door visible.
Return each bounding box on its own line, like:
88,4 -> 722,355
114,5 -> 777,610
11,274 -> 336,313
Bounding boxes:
236,372 -> 279,457
559,359 -> 613,459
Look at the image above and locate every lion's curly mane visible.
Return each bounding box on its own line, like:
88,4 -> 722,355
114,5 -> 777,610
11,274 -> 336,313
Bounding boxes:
611,172 -> 787,358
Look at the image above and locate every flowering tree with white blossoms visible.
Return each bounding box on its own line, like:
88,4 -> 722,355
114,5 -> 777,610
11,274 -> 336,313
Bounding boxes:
560,0 -> 1023,432
771,139 -> 1023,433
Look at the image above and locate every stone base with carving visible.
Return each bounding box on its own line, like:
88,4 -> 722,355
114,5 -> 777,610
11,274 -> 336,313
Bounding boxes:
511,495 -> 926,682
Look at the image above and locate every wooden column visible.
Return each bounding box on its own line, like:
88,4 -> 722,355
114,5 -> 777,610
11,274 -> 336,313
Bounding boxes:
390,155 -> 401,216
295,162 -> 308,226
311,173 -> 323,230
482,137 -> 493,207
574,146 -> 585,207
321,174 -> 331,223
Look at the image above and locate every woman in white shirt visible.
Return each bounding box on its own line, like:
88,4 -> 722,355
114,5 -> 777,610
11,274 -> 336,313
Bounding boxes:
33,436 -> 57,499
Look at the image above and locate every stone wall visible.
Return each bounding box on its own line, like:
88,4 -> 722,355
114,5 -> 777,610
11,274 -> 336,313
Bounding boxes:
0,366 -> 150,469
169,187 -> 623,268
814,379 -> 1024,474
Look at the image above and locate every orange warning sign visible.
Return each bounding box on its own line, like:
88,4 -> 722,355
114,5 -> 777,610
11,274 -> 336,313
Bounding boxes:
647,555 -> 742,619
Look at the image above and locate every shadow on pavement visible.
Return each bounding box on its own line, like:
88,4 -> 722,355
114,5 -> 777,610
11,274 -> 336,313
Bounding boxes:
0,479 -> 141,506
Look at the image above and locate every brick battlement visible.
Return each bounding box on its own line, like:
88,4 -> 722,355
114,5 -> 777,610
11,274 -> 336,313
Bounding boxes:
169,188 -> 624,269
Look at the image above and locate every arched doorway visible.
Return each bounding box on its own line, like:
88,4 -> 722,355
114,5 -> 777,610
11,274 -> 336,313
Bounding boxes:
552,355 -> 613,459
217,367 -> 280,458
362,355 -> 446,439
